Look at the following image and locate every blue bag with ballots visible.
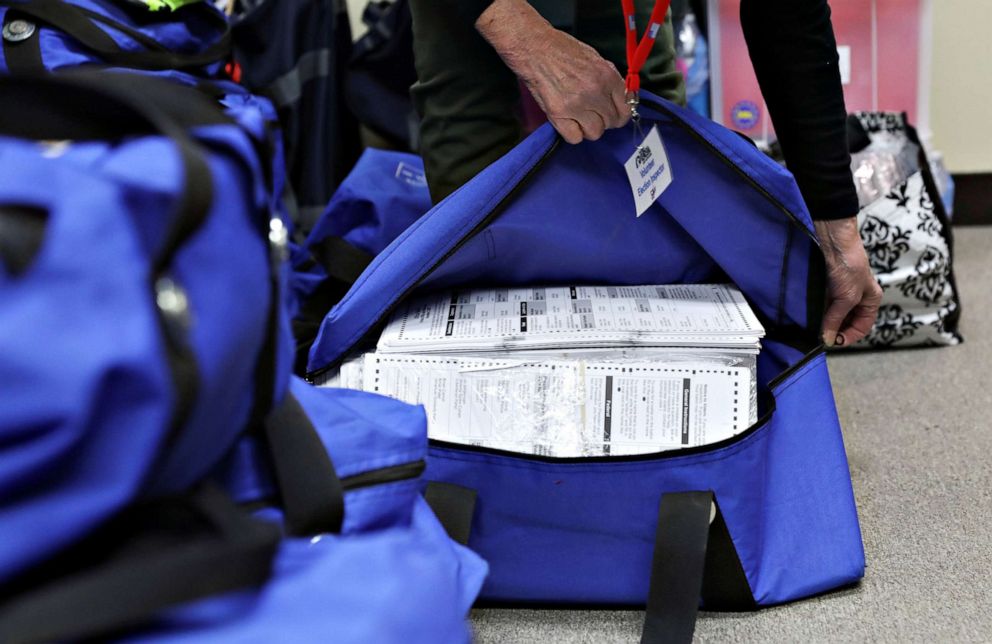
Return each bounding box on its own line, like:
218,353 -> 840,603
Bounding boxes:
0,74 -> 485,643
306,91 -> 865,638
0,0 -> 229,79
289,148 -> 431,371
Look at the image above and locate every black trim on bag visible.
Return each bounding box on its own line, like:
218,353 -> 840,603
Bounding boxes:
2,10 -> 44,74
905,115 -> 963,339
0,486 -> 280,644
237,460 -> 426,515
341,460 -> 425,491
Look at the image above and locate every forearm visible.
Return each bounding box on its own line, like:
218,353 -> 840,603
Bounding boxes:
475,0 -> 553,76
740,0 -> 858,221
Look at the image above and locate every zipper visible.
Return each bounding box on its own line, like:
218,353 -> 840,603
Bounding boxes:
308,100 -> 829,461
305,138 -> 562,381
340,460 -> 426,492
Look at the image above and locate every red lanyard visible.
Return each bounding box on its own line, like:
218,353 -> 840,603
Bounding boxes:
621,0 -> 672,94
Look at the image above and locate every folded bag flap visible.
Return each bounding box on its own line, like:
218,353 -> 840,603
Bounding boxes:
308,91 -> 824,374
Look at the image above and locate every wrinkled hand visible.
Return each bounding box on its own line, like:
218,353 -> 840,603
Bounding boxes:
476,0 -> 630,144
814,217 -> 883,347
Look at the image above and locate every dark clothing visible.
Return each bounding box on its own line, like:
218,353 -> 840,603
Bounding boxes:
410,0 -> 683,203
740,0 -> 857,220
415,0 -> 857,220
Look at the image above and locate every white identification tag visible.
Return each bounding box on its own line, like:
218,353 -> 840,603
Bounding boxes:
624,125 -> 672,217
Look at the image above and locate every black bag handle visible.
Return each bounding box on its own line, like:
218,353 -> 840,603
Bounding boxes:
262,392 -> 346,536
0,486 -> 281,644
0,0 -> 231,72
0,72 -> 221,272
424,481 -> 477,546
424,485 -> 756,643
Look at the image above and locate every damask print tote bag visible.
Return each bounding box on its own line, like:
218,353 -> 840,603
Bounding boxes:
848,112 -> 962,348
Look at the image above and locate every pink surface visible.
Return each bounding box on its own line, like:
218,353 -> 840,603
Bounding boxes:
717,0 -> 921,139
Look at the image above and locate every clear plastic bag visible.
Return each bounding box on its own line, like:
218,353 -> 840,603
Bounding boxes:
355,350 -> 758,458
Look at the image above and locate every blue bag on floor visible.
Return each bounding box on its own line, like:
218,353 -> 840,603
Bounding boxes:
0,73 -> 287,586
214,377 -> 432,535
0,73 -> 485,643
307,91 -> 865,641
290,149 -> 431,371
0,0 -> 229,79
125,499 -> 485,644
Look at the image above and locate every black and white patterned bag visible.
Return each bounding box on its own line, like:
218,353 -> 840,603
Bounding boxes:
847,112 -> 962,348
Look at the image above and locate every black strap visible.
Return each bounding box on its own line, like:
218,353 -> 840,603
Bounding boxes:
424,483 -> 754,638
2,10 -> 44,74
0,0 -> 230,72
641,491 -> 714,644
263,392 -> 346,536
424,481 -> 477,546
308,235 -> 375,287
0,73 -> 219,272
291,236 -> 373,373
0,486 -> 280,644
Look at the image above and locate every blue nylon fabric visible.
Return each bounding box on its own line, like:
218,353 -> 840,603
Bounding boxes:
307,91 -> 863,606
289,148 -> 429,318
126,499 -> 488,644
308,93 -> 818,373
307,125 -> 557,372
212,377 -> 429,534
306,148 -> 431,257
0,144 -> 173,584
425,353 -> 863,605
0,0 -> 226,77
0,92 -> 281,582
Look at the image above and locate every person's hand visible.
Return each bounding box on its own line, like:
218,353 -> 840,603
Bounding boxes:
476,0 -> 630,144
814,217 -> 883,347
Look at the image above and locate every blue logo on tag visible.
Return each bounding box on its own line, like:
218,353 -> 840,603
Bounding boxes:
730,100 -> 760,130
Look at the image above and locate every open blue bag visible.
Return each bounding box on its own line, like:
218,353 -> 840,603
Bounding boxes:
308,92 -> 865,639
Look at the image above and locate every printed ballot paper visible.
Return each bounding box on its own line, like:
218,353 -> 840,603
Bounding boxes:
321,284 -> 765,457
376,284 -> 764,354
359,352 -> 756,457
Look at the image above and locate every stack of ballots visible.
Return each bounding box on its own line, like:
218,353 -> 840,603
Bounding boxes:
321,284 -> 765,457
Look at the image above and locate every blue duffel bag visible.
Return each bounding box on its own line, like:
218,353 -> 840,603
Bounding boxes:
0,72 -> 296,636
0,73 -> 485,643
290,148 -> 431,372
307,91 -> 866,640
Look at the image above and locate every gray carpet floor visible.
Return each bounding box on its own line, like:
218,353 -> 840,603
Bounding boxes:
471,226 -> 992,643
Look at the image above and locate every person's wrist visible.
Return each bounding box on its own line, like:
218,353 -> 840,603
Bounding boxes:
814,216 -> 860,255
476,0 -> 552,78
